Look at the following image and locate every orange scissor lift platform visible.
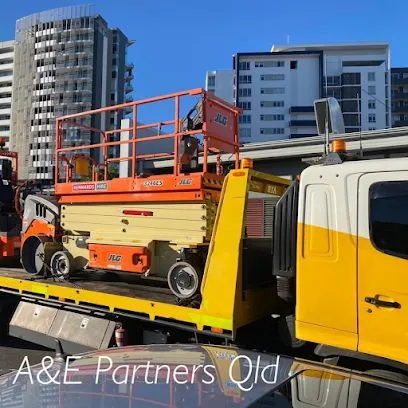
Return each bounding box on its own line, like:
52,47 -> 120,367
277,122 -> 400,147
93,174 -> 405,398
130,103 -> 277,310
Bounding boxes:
54,88 -> 240,203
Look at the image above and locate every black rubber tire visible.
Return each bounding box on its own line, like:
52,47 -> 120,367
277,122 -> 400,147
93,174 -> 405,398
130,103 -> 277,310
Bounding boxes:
364,369 -> 408,384
50,251 -> 74,281
277,314 -> 307,349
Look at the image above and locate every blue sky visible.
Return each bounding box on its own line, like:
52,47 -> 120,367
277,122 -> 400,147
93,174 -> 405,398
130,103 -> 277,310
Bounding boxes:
1,0 -> 407,103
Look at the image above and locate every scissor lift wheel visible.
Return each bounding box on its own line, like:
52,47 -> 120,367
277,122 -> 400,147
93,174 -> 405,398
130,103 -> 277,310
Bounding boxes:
50,251 -> 74,281
167,261 -> 202,299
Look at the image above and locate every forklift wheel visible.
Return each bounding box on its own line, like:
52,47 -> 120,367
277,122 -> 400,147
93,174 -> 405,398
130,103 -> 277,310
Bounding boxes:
50,251 -> 74,281
168,261 -> 202,300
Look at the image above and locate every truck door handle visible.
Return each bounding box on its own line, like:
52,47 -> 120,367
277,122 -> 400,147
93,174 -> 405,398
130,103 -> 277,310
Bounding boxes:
365,296 -> 401,309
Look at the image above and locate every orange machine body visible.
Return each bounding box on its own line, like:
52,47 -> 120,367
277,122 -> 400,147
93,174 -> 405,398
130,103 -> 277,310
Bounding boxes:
88,244 -> 150,274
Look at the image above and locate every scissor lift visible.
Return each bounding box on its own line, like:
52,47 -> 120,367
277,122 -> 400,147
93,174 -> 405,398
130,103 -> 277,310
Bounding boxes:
21,88 -> 241,303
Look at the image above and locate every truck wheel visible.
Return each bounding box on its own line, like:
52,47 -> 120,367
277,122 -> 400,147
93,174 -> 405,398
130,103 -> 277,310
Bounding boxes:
168,261 -> 202,300
50,251 -> 74,281
278,314 -> 306,349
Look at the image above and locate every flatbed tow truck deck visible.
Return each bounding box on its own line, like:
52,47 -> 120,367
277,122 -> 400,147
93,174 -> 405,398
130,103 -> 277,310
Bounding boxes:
0,265 -> 230,337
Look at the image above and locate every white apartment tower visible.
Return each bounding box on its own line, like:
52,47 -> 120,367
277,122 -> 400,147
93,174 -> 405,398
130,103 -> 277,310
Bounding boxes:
0,41 -> 14,149
206,43 -> 391,144
11,5 -> 134,182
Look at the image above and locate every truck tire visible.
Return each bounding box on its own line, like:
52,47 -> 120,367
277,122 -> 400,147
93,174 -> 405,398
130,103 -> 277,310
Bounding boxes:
277,314 -> 306,349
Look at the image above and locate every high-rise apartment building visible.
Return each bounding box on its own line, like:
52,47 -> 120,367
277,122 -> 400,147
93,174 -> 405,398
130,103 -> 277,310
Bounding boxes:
391,67 -> 408,127
0,41 -> 14,149
206,43 -> 391,144
11,5 -> 133,182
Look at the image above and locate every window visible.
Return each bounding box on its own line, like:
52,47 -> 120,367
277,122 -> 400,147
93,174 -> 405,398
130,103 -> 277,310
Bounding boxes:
112,70 -> 117,79
238,101 -> 251,110
342,86 -> 360,99
341,100 -> 360,112
239,75 -> 252,84
260,100 -> 284,107
290,61 -> 297,69
368,72 -> 376,81
342,72 -> 361,85
368,86 -> 376,95
370,181 -> 408,259
326,76 -> 341,86
260,114 -> 284,121
255,61 -> 284,68
239,114 -> 251,124
369,113 -> 376,123
239,128 -> 251,139
260,128 -> 285,135
260,87 -> 285,94
239,61 -> 250,70
368,100 -> 376,109
325,88 -> 342,99
238,88 -> 251,97
260,74 -> 285,81
368,127 -> 376,130
207,75 -> 215,87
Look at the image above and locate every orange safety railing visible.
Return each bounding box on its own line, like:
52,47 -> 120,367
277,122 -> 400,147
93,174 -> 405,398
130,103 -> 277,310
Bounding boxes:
55,88 -> 240,184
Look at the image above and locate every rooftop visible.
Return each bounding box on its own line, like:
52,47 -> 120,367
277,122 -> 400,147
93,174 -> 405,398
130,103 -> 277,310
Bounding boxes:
272,42 -> 389,52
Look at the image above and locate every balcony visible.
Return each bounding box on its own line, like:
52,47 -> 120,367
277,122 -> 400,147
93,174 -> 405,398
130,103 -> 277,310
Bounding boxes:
392,92 -> 408,100
0,107 -> 11,116
392,106 -> 408,113
289,120 -> 316,127
0,52 -> 14,61
125,84 -> 134,94
0,97 -> 11,104
393,120 -> 408,127
289,106 -> 314,113
290,133 -> 317,139
0,75 -> 13,84
392,78 -> 408,85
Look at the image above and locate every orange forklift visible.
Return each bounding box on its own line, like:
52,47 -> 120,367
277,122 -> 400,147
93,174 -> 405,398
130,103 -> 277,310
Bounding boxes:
0,137 -> 24,261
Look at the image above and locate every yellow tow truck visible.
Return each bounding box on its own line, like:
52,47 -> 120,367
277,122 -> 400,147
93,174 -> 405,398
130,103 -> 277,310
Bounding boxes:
1,90 -> 407,372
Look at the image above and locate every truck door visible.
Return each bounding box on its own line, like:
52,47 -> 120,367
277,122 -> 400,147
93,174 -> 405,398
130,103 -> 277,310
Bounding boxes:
358,172 -> 408,363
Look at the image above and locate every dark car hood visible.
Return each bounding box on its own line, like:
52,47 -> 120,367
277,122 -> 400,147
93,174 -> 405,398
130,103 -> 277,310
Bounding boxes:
0,344 -> 408,407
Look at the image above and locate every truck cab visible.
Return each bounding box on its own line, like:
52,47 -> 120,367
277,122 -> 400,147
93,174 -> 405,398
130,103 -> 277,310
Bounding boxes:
295,156 -> 408,365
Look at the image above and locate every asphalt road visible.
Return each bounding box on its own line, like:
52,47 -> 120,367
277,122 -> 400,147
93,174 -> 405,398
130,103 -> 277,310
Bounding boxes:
0,336 -> 53,375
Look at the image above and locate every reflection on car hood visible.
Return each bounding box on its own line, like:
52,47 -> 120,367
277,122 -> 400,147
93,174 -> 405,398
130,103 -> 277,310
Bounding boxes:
0,344 -> 408,407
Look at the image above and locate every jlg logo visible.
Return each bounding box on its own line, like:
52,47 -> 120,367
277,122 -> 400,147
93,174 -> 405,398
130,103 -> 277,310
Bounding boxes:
214,113 -> 228,126
179,178 -> 192,185
108,254 -> 122,262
